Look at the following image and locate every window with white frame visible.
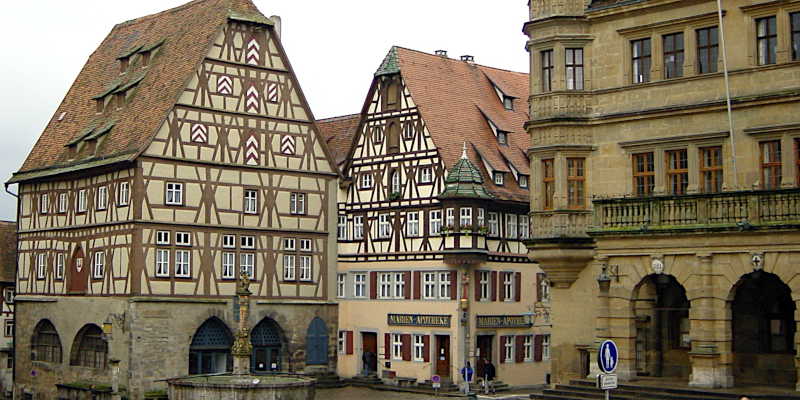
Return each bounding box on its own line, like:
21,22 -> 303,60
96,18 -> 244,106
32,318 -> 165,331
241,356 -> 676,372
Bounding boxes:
58,192 -> 67,213
36,253 -> 46,279
175,232 -> 191,246
520,215 -> 530,240
493,172 -> 504,186
4,320 -> 13,338
379,273 -> 392,298
290,192 -> 306,215
392,333 -> 403,360
477,208 -> 485,228
390,170 -> 401,195
284,238 -> 295,251
519,175 -> 529,189
446,208 -> 454,227
240,253 -> 255,279
504,336 -> 514,363
406,212 -> 419,237
156,231 -> 170,245
300,239 -> 312,252
55,253 -> 64,280
93,251 -> 105,279
423,272 -> 437,299
543,334 -> 551,360
241,236 -> 255,249
479,271 -> 490,301
354,216 -> 364,240
244,189 -> 258,214
222,252 -> 236,279
439,272 -> 451,299
39,193 -> 48,214
155,249 -> 169,277
524,336 -> 533,361
378,214 -> 391,238
165,183 -> 183,205
360,173 -> 373,189
222,234 -> 236,248
414,335 -> 425,361
506,214 -> 518,239
430,210 -> 442,235
77,189 -> 87,212
337,273 -> 346,298
283,255 -> 296,280
488,213 -> 499,236
96,186 -> 108,210
338,331 -> 346,353
503,272 -> 514,301
299,255 -> 312,281
337,216 -> 347,240
118,182 -> 130,206
420,166 -> 432,183
393,272 -> 405,298
460,207 -> 472,228
541,277 -> 551,303
354,273 -> 366,298
175,250 -> 191,277
2,288 -> 13,305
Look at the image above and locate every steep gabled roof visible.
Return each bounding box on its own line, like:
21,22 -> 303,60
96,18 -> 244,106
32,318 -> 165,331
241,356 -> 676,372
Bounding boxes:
9,0 -> 264,183
317,114 -> 361,168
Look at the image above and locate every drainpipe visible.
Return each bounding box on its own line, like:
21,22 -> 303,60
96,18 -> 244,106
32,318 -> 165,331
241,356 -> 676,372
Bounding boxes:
4,183 -> 17,397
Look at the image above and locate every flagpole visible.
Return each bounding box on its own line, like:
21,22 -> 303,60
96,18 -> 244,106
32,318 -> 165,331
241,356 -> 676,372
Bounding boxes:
716,0 -> 739,189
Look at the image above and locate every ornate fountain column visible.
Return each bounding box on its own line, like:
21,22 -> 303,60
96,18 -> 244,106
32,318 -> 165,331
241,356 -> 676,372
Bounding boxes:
232,272 -> 253,375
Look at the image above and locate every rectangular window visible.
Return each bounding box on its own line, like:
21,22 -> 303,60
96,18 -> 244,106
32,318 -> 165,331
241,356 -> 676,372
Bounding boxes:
631,38 -> 651,83
519,175 -> 529,189
378,214 -> 392,238
360,173 -> 373,189
283,255 -> 296,280
58,192 -> 67,213
543,159 -> 555,210
488,213 -> 499,236
96,186 -> 107,210
4,320 -> 13,338
446,208 -> 455,228
700,146 -> 723,193
290,192 -> 306,215
338,331 -> 346,354
477,208 -> 485,228
633,152 -> 655,196
39,194 -> 48,214
354,216 -> 364,240
222,252 -> 236,279
504,336 -> 514,363
524,335 -> 533,361
503,272 -> 514,301
354,273 -> 366,298
697,26 -> 719,74
77,189 -> 87,212
241,253 -> 255,279
423,272 -> 437,299
244,189 -> 258,214
565,48 -> 584,90
761,140 -> 782,189
175,232 -> 191,246
756,16 -> 777,65
567,158 -> 585,208
299,255 -> 312,281
55,253 -> 64,280
118,182 -> 129,206
439,272 -> 451,299
493,172 -> 505,186
420,167 -> 432,184
479,271 -> 490,301
93,251 -> 105,279
543,334 -> 551,360
430,210 -> 442,235
165,183 -> 183,205
392,333 -> 403,360
520,215 -> 530,240
337,273 -> 346,298
241,236 -> 255,249
379,273 -> 392,299
156,249 -> 169,277
222,234 -> 236,248
497,131 -> 508,145
393,272 -> 405,298
337,216 -> 347,240
406,212 -> 420,237
3,289 -> 12,305
156,230 -> 170,245
36,253 -> 46,280
506,214 -> 518,239
413,335 -> 425,362
460,207 -> 472,228
666,149 -> 689,195
300,239 -> 312,252
175,250 -> 191,278
541,50 -> 553,92
792,12 -> 800,61
663,32 -> 684,79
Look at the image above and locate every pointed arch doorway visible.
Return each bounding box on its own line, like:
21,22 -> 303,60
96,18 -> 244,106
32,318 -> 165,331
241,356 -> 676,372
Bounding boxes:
251,317 -> 284,373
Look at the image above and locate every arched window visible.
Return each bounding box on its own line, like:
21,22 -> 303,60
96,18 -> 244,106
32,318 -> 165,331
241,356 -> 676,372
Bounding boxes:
390,170 -> 401,195
251,317 -> 284,373
31,319 -> 62,363
70,324 -> 107,369
306,317 -> 329,365
189,318 -> 232,375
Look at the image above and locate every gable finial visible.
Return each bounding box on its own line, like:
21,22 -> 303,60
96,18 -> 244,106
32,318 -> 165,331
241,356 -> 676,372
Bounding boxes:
461,142 -> 468,160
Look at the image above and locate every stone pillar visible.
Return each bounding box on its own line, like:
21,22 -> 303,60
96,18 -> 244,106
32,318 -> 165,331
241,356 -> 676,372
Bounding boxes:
232,274 -> 253,375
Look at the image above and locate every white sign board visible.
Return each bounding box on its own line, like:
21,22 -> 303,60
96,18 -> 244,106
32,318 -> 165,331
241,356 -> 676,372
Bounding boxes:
598,373 -> 618,390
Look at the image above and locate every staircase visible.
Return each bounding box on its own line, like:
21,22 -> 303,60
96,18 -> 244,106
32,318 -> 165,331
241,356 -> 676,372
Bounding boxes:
530,380 -> 800,400
307,372 -> 346,389
348,374 -> 384,386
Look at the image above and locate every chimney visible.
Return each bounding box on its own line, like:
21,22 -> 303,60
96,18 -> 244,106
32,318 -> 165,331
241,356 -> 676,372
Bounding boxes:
460,55 -> 475,63
270,15 -> 282,37
435,49 -> 448,58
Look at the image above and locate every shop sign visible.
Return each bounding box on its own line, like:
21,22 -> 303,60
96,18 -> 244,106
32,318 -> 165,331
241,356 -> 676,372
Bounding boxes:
387,313 -> 451,327
476,315 -> 532,328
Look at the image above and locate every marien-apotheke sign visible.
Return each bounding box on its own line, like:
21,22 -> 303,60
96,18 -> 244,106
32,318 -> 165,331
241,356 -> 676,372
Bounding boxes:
387,314 -> 451,328
476,315 -> 532,328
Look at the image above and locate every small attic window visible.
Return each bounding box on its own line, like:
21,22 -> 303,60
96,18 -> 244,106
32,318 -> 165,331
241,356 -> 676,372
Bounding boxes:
493,172 -> 505,186
503,96 -> 514,110
95,98 -> 105,114
519,175 -> 529,188
115,92 -> 126,109
120,57 -> 129,74
497,131 -> 508,145
140,51 -> 151,68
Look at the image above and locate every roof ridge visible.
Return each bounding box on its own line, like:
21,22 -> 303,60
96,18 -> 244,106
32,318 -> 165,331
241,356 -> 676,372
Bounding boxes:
316,113 -> 361,122
393,46 -> 527,75
116,0 -> 218,27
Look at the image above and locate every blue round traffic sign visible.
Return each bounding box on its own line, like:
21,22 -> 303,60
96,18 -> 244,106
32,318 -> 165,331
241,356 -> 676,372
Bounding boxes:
598,340 -> 618,373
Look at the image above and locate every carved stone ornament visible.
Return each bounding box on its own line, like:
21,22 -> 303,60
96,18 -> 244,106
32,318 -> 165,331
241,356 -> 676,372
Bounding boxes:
751,253 -> 764,271
231,328 -> 253,357
651,257 -> 665,275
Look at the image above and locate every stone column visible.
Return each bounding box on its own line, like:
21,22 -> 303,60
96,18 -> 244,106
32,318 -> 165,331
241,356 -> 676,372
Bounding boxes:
232,273 -> 253,375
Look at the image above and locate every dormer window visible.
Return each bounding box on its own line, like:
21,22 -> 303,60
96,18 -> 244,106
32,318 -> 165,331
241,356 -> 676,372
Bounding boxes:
140,51 -> 151,68
493,172 -> 505,186
519,175 -> 529,188
95,98 -> 104,114
503,96 -> 514,110
115,92 -> 125,110
119,57 -> 129,74
497,131 -> 508,145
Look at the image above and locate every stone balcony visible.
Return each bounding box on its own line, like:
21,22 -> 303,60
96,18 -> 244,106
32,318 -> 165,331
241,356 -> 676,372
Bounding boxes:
529,92 -> 591,121
529,0 -> 586,20
531,210 -> 593,239
590,188 -> 800,235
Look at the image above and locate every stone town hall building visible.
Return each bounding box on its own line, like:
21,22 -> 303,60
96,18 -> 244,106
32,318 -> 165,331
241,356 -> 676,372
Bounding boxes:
6,0 -> 339,398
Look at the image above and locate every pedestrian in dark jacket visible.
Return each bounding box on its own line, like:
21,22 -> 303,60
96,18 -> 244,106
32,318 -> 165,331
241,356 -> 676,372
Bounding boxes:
483,358 -> 496,394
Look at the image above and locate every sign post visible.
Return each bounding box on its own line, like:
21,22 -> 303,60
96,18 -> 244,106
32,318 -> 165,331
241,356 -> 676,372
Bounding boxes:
597,340 -> 619,400
432,374 -> 441,395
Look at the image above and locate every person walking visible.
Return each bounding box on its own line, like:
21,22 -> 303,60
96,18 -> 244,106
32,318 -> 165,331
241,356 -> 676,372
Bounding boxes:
483,358 -> 496,394
460,361 -> 474,394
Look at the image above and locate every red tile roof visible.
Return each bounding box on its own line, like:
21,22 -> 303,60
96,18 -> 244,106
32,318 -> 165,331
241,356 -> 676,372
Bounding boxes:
317,114 -> 361,168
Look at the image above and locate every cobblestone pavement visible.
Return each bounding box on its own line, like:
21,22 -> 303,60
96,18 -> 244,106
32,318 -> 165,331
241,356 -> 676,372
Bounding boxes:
316,387 -> 444,399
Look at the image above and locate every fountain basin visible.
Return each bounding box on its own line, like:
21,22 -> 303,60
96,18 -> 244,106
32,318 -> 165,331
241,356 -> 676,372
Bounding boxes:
167,373 -> 315,400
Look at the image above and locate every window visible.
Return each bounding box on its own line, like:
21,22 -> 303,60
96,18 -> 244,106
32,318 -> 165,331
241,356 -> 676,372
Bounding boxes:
379,273 -> 392,299
540,275 -> 552,303
378,214 -> 392,239
542,334 -> 551,360
36,253 -> 46,280
541,50 -> 553,92
446,208 -> 455,228
155,249 -> 169,277
337,273 -> 346,298
93,251 -> 104,279
503,272 -> 514,301
543,159 -> 554,210
392,333 -> 403,360
438,272 -> 451,299
565,48 -> 584,90
430,210 -> 442,235
567,158 -> 585,208
70,325 -> 107,369
360,173 -> 373,189
55,254 -> 64,280
354,216 -> 364,240
414,335 -> 426,361
761,140 -> 782,189
290,192 -> 306,215
300,238 -> 312,251
222,252 -> 235,279
477,208 -> 485,227
506,214 -> 518,239
792,12 -> 800,61
299,255 -> 312,281
423,272 -> 437,299
406,212 -> 420,237
285,238 -> 296,252
222,234 -> 235,248
633,152 -> 655,196
77,189 -> 87,212
165,183 -> 183,205
241,253 -> 255,279
32,320 -> 62,363
39,193 -> 48,214
338,331 -> 346,353
175,232 -> 191,246
283,255 -> 296,280
497,131 -> 508,145
460,207 -> 472,228
354,273 -> 366,298
118,182 -> 129,206
504,336 -> 514,363
524,335 -> 533,361
175,250 -> 191,277
663,32 -> 684,79
631,38 -> 651,83
756,16 -> 777,65
520,215 -> 530,240
420,166 -> 432,184
488,212 -> 499,236
666,149 -> 689,195
241,236 -> 255,249
697,26 -> 719,74
58,192 -> 67,213
390,170 -> 401,195
700,146 -> 723,193
503,96 -> 514,110
96,186 -> 107,210
244,189 -> 258,214
156,230 -> 170,245
493,172 -> 505,186
393,272 -> 405,298
403,122 -> 415,140
479,271 -> 490,301
519,175 -> 529,189
337,216 -> 347,240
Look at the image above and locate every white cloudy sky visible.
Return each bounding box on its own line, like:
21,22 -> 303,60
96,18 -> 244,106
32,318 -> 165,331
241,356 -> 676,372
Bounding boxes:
0,0 -> 529,221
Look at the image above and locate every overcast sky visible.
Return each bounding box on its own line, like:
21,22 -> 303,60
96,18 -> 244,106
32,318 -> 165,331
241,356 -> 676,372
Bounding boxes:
0,0 -> 529,221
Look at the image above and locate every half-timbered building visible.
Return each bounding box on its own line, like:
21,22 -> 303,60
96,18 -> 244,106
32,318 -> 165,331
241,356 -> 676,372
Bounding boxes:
319,47 -> 551,388
0,222 -> 16,396
7,1 -> 338,398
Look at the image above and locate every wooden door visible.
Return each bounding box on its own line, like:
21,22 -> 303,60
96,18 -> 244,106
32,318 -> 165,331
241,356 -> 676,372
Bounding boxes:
67,246 -> 88,294
306,317 -> 329,365
435,335 -> 450,377
476,335 -> 493,379
361,332 -> 377,375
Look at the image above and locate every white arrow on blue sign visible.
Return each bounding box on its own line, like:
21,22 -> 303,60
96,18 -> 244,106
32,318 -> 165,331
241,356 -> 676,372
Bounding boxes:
598,340 -> 618,374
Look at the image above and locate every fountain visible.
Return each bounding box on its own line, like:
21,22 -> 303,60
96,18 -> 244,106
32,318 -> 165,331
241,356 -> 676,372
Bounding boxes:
167,272 -> 315,400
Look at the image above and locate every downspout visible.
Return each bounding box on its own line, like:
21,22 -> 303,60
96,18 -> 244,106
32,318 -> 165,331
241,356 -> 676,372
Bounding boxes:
4,182 -> 17,397
716,0 -> 739,189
